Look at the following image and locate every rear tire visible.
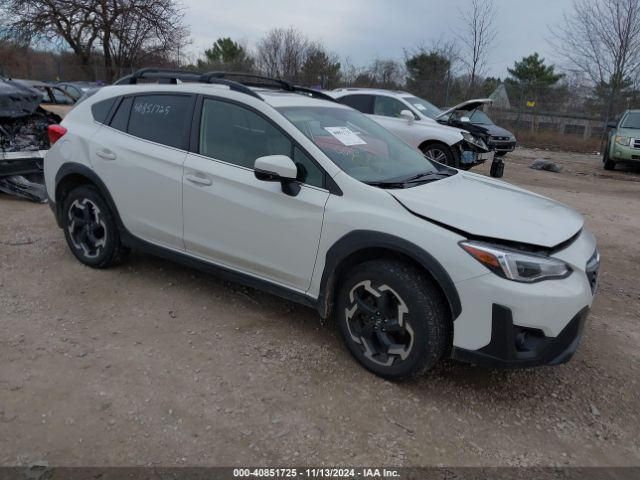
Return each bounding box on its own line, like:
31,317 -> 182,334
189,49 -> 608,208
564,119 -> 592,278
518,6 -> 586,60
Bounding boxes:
421,143 -> 459,168
62,185 -> 129,268
335,259 -> 450,379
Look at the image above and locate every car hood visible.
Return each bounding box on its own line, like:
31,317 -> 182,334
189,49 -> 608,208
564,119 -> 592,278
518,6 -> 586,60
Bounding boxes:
436,98 -> 493,119
411,117 -> 466,136
477,123 -> 514,138
617,127 -> 640,138
390,171 -> 583,248
0,79 -> 44,118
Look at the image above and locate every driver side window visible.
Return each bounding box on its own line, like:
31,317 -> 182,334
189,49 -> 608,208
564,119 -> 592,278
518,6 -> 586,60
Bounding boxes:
374,96 -> 410,118
199,98 -> 325,188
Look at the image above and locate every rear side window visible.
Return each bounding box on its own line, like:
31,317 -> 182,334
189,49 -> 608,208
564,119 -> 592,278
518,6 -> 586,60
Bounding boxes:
128,94 -> 192,149
110,97 -> 133,132
338,94 -> 374,114
91,97 -> 117,124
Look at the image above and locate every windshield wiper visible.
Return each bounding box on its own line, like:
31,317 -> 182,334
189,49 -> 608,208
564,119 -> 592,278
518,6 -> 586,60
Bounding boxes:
399,171 -> 455,183
364,171 -> 455,189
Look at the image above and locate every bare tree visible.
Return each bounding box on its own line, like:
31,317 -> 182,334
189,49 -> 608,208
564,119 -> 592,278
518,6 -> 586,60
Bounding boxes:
366,59 -> 405,88
457,0 -> 497,95
0,0 -> 189,82
256,27 -> 310,81
551,0 -> 640,120
0,0 -> 100,75
104,0 -> 190,79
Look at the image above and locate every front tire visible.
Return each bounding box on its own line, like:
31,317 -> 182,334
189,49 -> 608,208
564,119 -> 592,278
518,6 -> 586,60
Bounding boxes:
603,146 -> 616,170
335,260 -> 450,379
421,143 -> 459,168
62,185 -> 129,268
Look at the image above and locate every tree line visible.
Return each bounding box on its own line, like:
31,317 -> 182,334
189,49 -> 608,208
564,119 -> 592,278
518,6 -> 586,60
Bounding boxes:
1,0 -> 639,120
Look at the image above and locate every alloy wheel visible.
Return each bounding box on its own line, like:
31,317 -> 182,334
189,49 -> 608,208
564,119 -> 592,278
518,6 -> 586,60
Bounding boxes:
345,280 -> 414,366
423,148 -> 448,164
67,198 -> 107,259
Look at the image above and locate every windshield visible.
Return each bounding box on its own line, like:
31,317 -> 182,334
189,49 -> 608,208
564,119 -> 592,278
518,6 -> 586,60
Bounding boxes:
621,112 -> 640,129
470,110 -> 494,125
402,96 -> 442,119
278,106 -> 447,185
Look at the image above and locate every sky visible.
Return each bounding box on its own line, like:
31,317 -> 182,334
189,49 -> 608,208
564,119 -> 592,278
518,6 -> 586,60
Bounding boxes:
182,0 -> 573,78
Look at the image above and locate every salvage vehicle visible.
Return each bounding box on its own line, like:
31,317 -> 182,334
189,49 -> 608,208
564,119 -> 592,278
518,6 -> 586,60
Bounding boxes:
0,78 -> 57,202
10,79 -> 76,118
55,81 -> 102,101
603,110 -> 640,170
44,69 -> 599,379
436,99 -> 517,157
331,88 -> 495,173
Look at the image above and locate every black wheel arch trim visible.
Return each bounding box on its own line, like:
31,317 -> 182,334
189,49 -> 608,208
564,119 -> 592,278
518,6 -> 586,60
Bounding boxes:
53,162 -> 126,230
317,230 -> 462,321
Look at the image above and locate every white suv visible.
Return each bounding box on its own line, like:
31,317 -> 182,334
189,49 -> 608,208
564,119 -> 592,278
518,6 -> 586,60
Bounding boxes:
331,88 -> 494,170
44,70 -> 599,379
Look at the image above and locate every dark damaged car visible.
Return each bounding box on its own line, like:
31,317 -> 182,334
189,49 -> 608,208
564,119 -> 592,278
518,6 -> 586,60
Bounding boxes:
436,99 -> 517,157
0,78 -> 62,202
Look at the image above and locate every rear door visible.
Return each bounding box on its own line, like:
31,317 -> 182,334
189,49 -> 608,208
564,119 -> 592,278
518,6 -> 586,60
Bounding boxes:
182,97 -> 329,291
90,93 -> 195,250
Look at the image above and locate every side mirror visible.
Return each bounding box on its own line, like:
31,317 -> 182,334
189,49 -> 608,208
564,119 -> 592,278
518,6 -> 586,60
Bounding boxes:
399,110 -> 415,123
254,155 -> 300,196
607,121 -> 617,129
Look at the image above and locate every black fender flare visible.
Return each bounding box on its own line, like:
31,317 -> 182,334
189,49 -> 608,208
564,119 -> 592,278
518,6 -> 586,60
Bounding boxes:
53,162 -> 125,232
317,230 -> 462,320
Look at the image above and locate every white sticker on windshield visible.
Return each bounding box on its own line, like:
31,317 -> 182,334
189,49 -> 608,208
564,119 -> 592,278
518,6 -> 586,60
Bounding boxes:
324,126 -> 366,146
413,103 -> 427,111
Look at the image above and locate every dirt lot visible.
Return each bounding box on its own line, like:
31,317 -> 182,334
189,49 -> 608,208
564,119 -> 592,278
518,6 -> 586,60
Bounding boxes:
1,148 -> 639,467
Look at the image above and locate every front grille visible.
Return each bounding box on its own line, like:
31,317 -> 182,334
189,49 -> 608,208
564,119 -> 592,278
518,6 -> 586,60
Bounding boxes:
586,249 -> 600,294
491,136 -> 511,142
633,139 -> 640,149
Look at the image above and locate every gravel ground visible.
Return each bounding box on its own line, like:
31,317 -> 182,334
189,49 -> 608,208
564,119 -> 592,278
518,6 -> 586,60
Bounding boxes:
0,148 -> 639,467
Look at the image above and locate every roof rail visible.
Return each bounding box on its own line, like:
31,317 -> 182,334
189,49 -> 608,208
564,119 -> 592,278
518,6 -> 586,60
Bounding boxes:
200,72 -> 294,91
200,77 -> 263,100
200,71 -> 337,102
113,69 -> 336,103
113,68 -> 201,85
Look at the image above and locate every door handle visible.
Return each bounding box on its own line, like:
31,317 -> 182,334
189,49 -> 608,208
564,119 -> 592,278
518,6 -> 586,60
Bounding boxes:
96,149 -> 117,161
185,173 -> 213,186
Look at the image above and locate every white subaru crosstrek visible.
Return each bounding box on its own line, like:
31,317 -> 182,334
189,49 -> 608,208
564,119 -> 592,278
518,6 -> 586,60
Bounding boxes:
44,70 -> 599,379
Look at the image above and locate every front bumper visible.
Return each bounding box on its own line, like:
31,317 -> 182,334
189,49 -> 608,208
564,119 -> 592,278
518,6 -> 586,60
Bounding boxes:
449,230 -> 598,368
451,305 -> 589,368
488,140 -> 517,153
459,148 -> 494,166
611,143 -> 640,162
0,150 -> 47,176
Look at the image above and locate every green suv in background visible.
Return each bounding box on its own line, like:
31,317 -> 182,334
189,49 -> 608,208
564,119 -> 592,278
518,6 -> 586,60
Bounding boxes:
603,110 -> 640,170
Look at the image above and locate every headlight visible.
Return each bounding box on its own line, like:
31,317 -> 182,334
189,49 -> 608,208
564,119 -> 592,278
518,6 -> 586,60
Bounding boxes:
460,241 -> 572,283
461,132 -> 487,150
615,135 -> 631,146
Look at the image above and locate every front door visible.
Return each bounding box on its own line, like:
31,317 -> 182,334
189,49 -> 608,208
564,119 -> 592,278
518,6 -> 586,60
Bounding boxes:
182,97 -> 329,292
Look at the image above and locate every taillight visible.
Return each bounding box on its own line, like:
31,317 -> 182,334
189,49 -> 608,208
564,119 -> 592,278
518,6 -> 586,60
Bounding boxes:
48,125 -> 67,146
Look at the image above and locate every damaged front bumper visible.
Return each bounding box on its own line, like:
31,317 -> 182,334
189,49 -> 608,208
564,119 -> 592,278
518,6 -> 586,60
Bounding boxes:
457,140 -> 494,168
0,150 -> 48,202
1,97 -> 58,202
